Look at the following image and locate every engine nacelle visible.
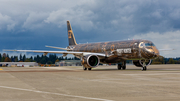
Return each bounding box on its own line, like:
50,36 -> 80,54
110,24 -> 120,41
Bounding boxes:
81,55 -> 100,68
133,60 -> 151,67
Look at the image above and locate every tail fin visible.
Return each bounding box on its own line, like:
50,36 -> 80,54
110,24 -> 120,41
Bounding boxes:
67,21 -> 77,46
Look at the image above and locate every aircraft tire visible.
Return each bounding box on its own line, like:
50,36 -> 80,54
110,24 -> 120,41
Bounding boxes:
141,66 -> 147,71
122,66 -> 126,70
83,67 -> 87,70
118,64 -> 122,70
88,68 -> 92,70
144,66 -> 147,70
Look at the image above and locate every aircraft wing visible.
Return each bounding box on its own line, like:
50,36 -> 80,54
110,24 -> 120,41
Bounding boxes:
4,49 -> 106,58
45,45 -> 71,51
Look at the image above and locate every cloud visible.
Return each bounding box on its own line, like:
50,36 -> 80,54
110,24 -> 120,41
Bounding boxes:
22,12 -> 49,30
0,13 -> 16,31
1,0 -> 180,34
169,9 -> 180,20
0,0 -> 180,57
44,8 -> 97,31
0,0 -> 98,32
132,31 -> 180,57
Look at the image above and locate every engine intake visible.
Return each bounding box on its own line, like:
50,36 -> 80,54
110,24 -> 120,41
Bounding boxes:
81,55 -> 99,68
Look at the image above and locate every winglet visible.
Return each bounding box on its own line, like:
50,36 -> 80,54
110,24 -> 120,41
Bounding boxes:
67,21 -> 77,46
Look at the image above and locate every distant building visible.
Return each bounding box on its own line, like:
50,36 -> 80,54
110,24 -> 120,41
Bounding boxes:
55,60 -> 82,66
0,62 -> 38,67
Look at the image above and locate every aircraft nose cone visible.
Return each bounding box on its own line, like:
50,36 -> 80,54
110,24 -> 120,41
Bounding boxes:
153,52 -> 159,57
152,46 -> 160,57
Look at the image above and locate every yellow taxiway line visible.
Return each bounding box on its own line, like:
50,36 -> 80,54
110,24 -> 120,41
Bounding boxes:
0,68 -> 3,70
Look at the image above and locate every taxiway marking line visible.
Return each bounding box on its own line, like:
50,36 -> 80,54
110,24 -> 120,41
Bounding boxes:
0,86 -> 113,101
0,68 -> 3,70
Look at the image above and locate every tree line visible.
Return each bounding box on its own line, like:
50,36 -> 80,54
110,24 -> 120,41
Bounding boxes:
151,56 -> 180,64
0,53 -> 180,64
0,53 -> 80,64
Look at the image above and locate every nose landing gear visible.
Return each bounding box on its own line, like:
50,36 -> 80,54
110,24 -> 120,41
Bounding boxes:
141,66 -> 147,71
141,60 -> 147,71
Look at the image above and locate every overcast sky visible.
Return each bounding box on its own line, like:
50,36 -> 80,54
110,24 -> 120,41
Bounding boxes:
1,0 -> 180,57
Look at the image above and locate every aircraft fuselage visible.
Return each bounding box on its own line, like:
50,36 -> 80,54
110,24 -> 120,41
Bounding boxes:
70,39 -> 159,63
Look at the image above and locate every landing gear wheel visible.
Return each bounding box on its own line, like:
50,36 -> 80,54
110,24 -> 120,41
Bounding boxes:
88,68 -> 92,70
144,66 -> 147,70
83,66 -> 87,70
122,66 -> 126,70
141,66 -> 147,71
118,64 -> 122,70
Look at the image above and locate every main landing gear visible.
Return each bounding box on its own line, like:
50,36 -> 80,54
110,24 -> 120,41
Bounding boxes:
83,67 -> 92,71
117,61 -> 126,70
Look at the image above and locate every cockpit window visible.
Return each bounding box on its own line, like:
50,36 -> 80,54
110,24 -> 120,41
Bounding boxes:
140,43 -> 144,47
139,42 -> 144,48
145,43 -> 155,47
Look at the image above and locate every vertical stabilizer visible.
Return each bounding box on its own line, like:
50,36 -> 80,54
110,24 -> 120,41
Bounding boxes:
67,21 -> 77,46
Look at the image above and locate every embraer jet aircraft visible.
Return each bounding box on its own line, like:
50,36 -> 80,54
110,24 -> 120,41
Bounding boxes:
5,21 -> 160,71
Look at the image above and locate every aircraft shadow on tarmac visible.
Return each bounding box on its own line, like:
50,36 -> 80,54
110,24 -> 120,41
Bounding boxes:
91,68 -> 141,71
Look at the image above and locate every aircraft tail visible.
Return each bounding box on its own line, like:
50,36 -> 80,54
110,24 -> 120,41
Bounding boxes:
67,21 -> 77,46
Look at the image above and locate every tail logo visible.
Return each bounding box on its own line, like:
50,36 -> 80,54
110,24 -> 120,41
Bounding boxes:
68,30 -> 72,38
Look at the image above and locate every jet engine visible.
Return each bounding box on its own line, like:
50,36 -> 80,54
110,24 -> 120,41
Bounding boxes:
81,55 -> 100,68
133,60 -> 151,67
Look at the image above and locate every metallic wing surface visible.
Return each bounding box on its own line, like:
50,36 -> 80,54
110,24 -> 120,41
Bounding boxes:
4,49 -> 106,59
45,45 -> 71,51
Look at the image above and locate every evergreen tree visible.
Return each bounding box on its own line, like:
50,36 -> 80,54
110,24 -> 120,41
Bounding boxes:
14,56 -> 18,62
177,59 -> 180,64
10,56 -> 14,62
20,54 -> 22,61
73,56 -> 80,60
7,54 -> 9,58
168,58 -> 175,64
47,61 -> 52,64
25,58 -> 31,62
65,57 -> 67,60
40,55 -> 47,64
34,55 -> 40,63
152,56 -> 165,64
1,57 -> 5,62
30,56 -> 33,61
59,56 -> 64,61
0,53 -> 1,62
23,54 -> 26,62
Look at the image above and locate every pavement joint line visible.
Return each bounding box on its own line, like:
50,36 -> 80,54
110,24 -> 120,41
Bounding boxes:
0,85 -> 113,101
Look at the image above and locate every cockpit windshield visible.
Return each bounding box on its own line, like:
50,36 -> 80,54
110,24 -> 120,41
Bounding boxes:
145,43 -> 155,47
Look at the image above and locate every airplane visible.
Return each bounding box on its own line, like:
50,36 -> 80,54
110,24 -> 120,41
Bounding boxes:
5,21 -> 160,71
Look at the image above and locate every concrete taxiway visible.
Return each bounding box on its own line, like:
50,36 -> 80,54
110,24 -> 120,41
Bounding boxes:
0,65 -> 180,101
